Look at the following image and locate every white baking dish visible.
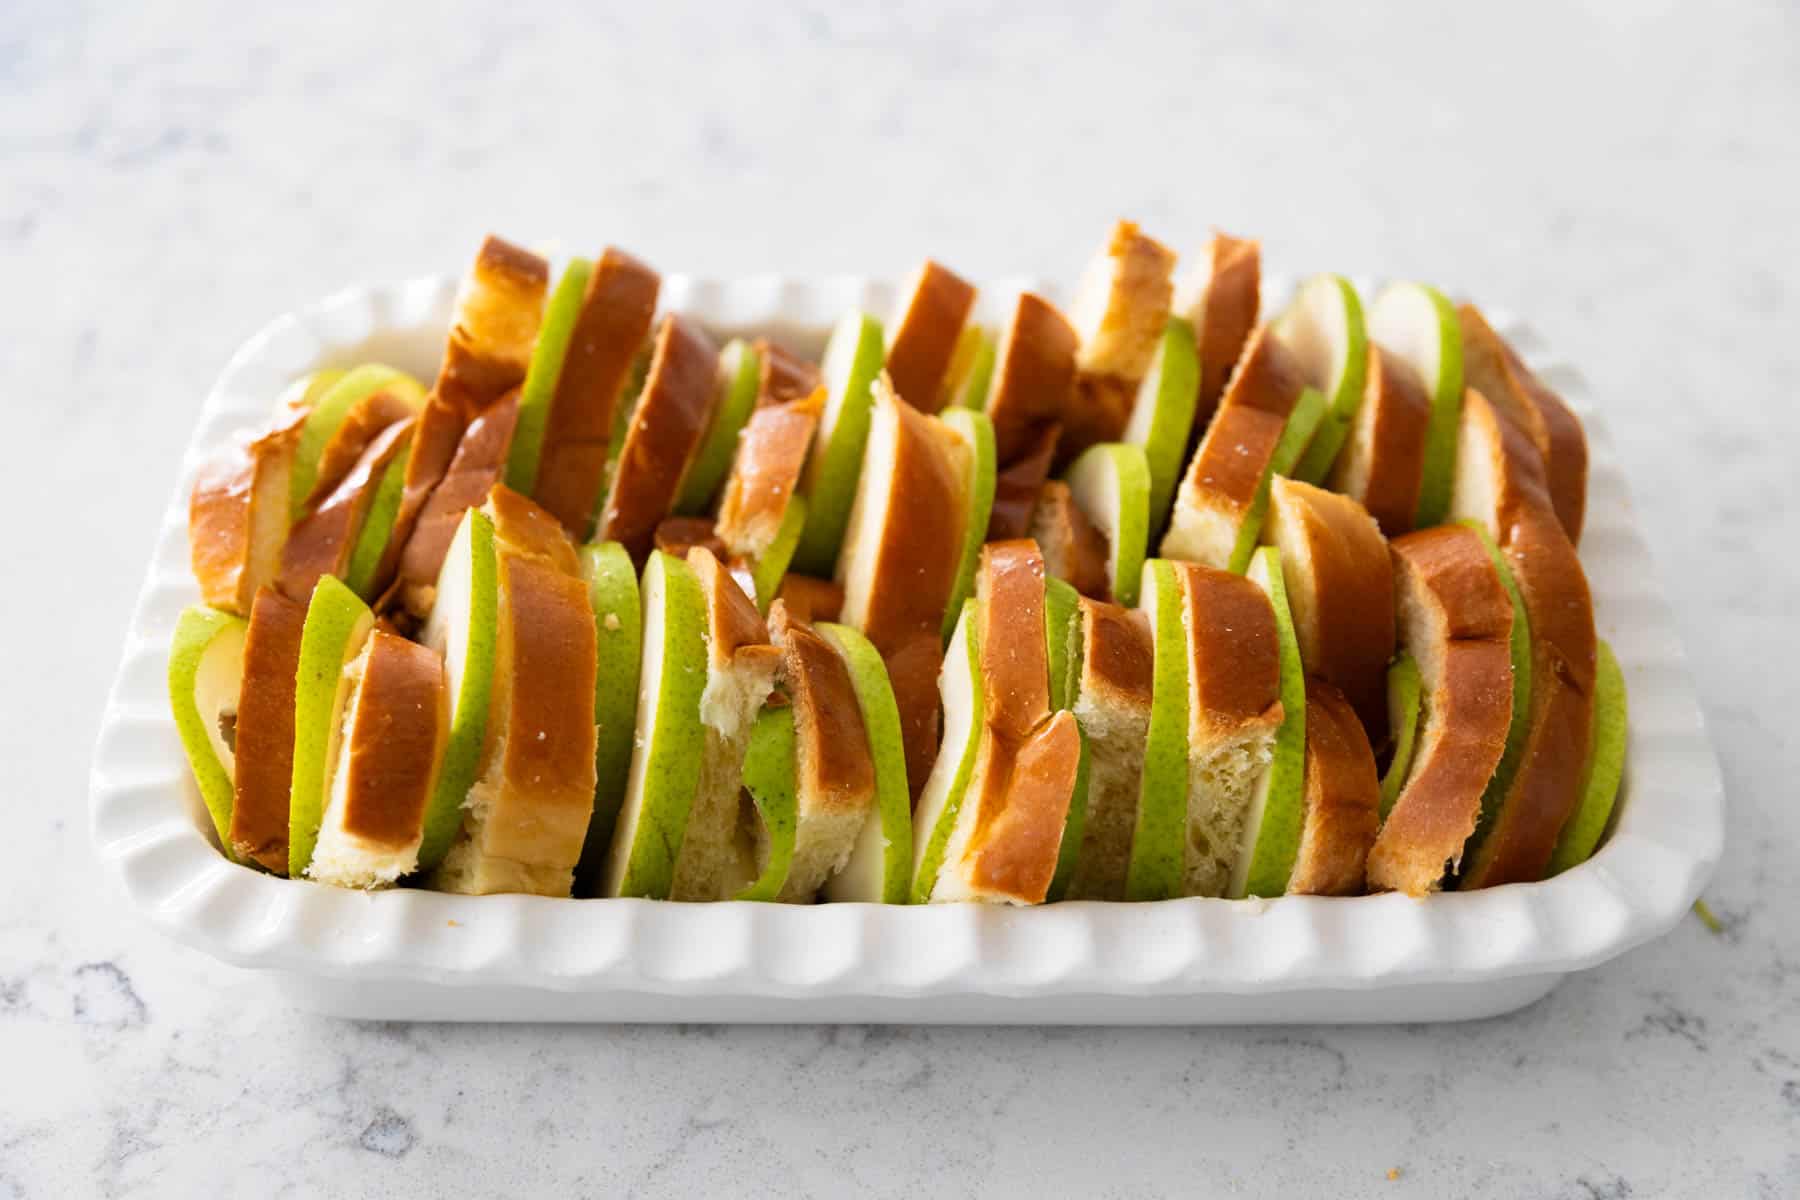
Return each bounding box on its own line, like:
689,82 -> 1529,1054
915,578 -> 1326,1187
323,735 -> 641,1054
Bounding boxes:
89,272 -> 1725,1023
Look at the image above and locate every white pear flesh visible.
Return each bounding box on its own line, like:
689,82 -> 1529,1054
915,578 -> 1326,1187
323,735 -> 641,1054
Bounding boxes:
1368,283 -> 1463,528
819,622 -> 913,903
416,508 -> 498,871
1276,274 -> 1369,485
167,606 -> 248,846
908,600 -> 984,904
1064,442 -> 1151,607
794,312 -> 886,574
1228,546 -> 1308,898
286,575 -> 375,878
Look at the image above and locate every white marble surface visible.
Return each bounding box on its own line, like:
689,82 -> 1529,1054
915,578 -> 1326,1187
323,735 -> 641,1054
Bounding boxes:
5,0 -> 1796,1195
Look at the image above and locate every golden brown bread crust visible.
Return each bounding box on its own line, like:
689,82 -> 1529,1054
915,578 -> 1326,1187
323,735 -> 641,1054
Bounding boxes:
978,541 -> 1052,738
885,260 -> 976,413
1176,563 -> 1283,741
1457,304 -> 1588,544
1453,390 -> 1596,888
1265,477 -> 1395,742
307,389 -> 418,509
1190,233 -> 1262,424
1288,679 -> 1381,895
986,292 -> 1079,465
1328,345 -> 1430,539
534,247 -> 661,536
654,516 -> 728,561
770,604 -> 876,810
229,587 -> 307,873
1059,374 -> 1135,469
278,416 -> 413,600
1078,598 -> 1154,709
986,422 -> 1060,541
690,546 -> 779,674
774,574 -> 844,625
335,630 -> 446,848
958,710 -> 1081,903
598,314 -> 721,561
884,630 -> 945,802
716,386 -> 823,558
1366,525 -> 1514,896
1070,219 -> 1177,380
188,411 -> 303,615
1030,479 -> 1110,600
484,484 -> 580,576
756,339 -> 821,408
395,389 -> 521,610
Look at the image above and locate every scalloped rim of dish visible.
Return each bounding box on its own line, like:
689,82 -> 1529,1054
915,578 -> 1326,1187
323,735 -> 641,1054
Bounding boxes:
89,271 -> 1724,1001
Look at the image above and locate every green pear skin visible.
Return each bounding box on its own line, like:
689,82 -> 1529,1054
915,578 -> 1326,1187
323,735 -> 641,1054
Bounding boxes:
167,605 -> 248,846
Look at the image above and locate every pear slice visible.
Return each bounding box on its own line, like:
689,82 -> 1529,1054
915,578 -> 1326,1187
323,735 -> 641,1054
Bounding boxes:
286,575 -> 376,877
885,260 -> 977,413
1369,282 -> 1463,527
1120,317 -> 1200,533
793,311 -> 886,574
1123,560 -> 1189,901
291,364 -> 427,518
1063,443 -> 1151,606
717,386 -> 824,610
909,600 -> 984,903
936,406 -> 998,637
416,508 -> 499,872
278,416 -> 414,600
1228,546 -> 1309,898
504,256 -> 595,496
1546,640 -> 1628,874
574,540 -> 642,890
750,495 -> 808,614
167,606 -> 248,847
341,423 -> 415,599
675,339 -> 762,514
1272,275 -> 1369,485
276,368 -> 345,415
818,621 -> 914,903
732,706 -> 800,902
1223,386 -> 1328,575
1459,520 -> 1535,857
1379,654 -> 1422,818
1042,576 -> 1088,901
942,324 -> 997,410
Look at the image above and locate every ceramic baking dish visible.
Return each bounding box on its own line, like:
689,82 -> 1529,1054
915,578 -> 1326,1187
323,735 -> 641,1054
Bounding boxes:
89,271 -> 1725,1023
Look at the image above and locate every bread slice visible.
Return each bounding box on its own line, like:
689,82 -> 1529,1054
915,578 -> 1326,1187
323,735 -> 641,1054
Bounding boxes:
1450,389 -> 1597,888
598,315 -> 722,561
1365,524 -> 1515,895
188,410 -> 305,615
1328,345 -> 1429,540
1287,678 -> 1381,895
774,574 -> 843,625
1175,232 -> 1261,424
767,604 -> 877,900
1030,479 -> 1110,599
227,587 -> 307,873
985,292 -> 1079,465
308,629 -> 448,888
1065,597 -> 1155,900
1264,477 -> 1395,741
755,338 -> 821,408
304,388 -> 420,511
1457,303 -> 1588,543
431,489 -> 597,896
932,541 -> 1081,904
667,548 -> 782,899
716,386 -> 824,560
533,247 -> 661,536
1160,325 -> 1307,568
652,516 -> 728,560
1175,562 -> 1284,897
278,416 -> 414,599
987,422 -> 1060,540
1069,219 -> 1177,382
395,389 -> 520,615
885,260 -> 977,413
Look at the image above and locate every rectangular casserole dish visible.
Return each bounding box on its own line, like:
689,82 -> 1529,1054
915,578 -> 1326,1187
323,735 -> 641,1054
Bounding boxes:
89,272 -> 1725,1023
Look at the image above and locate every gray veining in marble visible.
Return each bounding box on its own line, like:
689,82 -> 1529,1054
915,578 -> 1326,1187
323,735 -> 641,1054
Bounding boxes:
4,0 -> 1797,1196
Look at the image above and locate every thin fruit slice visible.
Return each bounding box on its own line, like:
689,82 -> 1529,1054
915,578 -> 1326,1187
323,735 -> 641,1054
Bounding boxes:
1063,442 -> 1151,607
416,508 -> 499,872
1379,654 -> 1422,818
1369,282 -> 1462,527
717,387 -> 824,601
1545,641 -> 1627,874
733,706 -> 800,902
291,364 -> 426,517
287,575 -> 376,878
909,600 -> 984,903
1123,560 -> 1189,901
1042,576 -> 1087,901
675,339 -> 762,513
575,541 -> 642,889
793,311 -> 886,574
819,622 -> 913,903
276,368 -> 345,415
341,424 -> 414,599
1229,547 -> 1308,899
1120,317 -> 1199,533
278,417 -> 414,599
750,495 -> 808,613
167,606 -> 248,847
504,256 -> 595,496
1460,519 -> 1534,857
1225,386 -> 1327,574
1277,274 -> 1369,485
885,260 -> 977,413
937,406 -> 998,637
943,325 -> 997,410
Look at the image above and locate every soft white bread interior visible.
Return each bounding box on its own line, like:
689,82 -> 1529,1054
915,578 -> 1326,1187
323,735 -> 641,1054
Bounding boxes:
534,247 -> 661,536
1175,562 -> 1284,897
1287,678 -> 1381,895
884,259 -> 977,414
1175,232 -> 1261,423
1264,477 -> 1395,741
1327,345 -> 1430,539
395,389 -> 520,616
668,548 -> 782,900
228,587 -> 307,874
1365,524 -> 1514,896
1065,597 -> 1155,900
188,410 -> 304,615
931,541 -> 1081,904
1068,219 -> 1177,382
768,603 -> 877,901
431,487 -> 597,896
1450,388 -> 1596,888
716,386 -> 824,560
308,629 -> 448,888
1030,478 -> 1111,599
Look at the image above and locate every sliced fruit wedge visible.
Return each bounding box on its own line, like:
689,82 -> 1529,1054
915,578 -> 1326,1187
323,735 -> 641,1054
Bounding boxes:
341,423 -> 415,598
278,416 -> 415,600
750,495 -> 808,614
287,575 -> 376,878
167,606 -> 248,846
1123,559 -> 1190,902
1277,274 -> 1369,485
1460,519 -> 1535,857
794,311 -> 886,574
818,622 -> 914,903
291,364 -> 426,518
1042,576 -> 1088,902
1120,317 -> 1199,533
575,540 -> 642,889
1225,386 -> 1327,575
1546,640 -> 1628,874
1379,654 -> 1422,818
1369,282 -> 1463,527
1228,547 -> 1309,898
937,406 -> 998,638
675,339 -> 762,514
943,324 -> 997,410
504,256 -> 596,496
1063,442 -> 1151,607
909,600 -> 984,903
732,706 -> 800,902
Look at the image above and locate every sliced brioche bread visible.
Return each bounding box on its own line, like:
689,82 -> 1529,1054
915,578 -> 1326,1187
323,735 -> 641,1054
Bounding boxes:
278,416 -> 414,600
1069,219 -> 1178,382
1175,232 -> 1261,423
1287,678 -> 1381,895
756,338 -> 822,408
1065,597 -> 1155,900
227,587 -> 307,873
716,386 -> 824,560
1030,479 -> 1111,599
1327,345 -> 1431,539
188,411 -> 304,615
396,389 -> 520,615
985,292 -> 1079,466
885,260 -> 977,413
987,421 -> 1060,540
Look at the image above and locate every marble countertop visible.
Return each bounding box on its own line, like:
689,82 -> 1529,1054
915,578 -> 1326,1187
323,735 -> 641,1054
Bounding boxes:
5,1 -> 1796,1195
